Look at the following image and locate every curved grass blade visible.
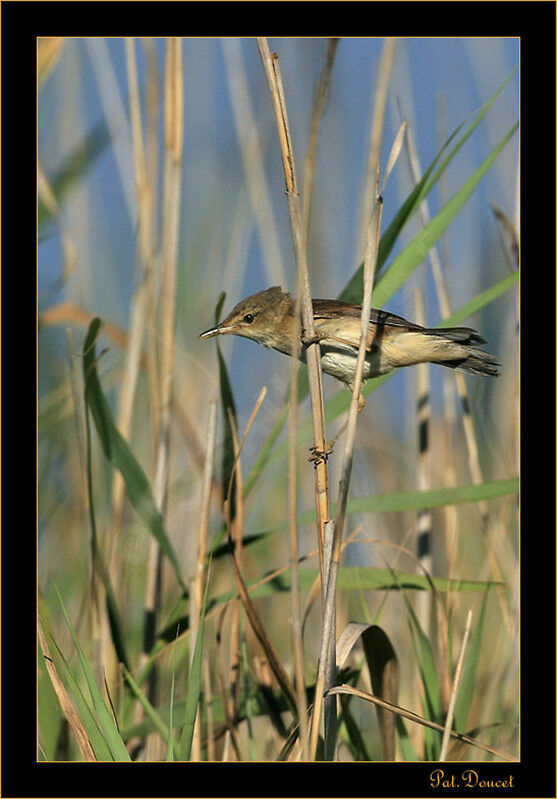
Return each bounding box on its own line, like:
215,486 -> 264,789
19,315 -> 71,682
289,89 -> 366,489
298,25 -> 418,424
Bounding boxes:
372,121 -> 518,309
82,347 -> 130,670
217,342 -> 238,519
82,318 -> 185,590
361,625 -> 399,760
435,271 -> 518,329
340,67 -> 517,303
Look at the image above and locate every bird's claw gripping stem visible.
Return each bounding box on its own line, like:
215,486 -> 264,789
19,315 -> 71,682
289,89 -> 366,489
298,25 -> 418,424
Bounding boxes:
308,445 -> 333,466
301,330 -> 323,347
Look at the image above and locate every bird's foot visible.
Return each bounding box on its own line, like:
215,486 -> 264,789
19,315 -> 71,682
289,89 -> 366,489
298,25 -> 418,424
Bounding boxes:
308,445 -> 333,466
301,330 -> 323,347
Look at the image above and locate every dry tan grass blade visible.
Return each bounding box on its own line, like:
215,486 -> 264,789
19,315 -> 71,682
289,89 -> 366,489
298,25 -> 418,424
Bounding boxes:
327,684 -> 517,762
38,620 -> 96,762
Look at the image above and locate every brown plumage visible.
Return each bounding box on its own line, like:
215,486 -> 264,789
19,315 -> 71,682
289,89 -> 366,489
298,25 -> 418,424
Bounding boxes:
199,286 -> 499,390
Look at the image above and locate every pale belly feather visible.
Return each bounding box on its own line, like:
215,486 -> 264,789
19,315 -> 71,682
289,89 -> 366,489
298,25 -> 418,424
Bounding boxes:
319,342 -> 391,384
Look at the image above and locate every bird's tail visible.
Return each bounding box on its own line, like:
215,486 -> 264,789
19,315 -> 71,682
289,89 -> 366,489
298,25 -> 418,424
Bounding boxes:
422,326 -> 500,377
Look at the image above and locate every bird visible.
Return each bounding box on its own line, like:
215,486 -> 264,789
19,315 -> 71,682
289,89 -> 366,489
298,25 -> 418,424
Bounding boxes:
199,286 -> 499,459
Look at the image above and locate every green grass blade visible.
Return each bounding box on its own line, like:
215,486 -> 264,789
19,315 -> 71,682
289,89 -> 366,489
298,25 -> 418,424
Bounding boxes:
396,716 -> 419,761
214,291 -> 239,521
400,591 -> 442,759
217,341 -> 238,518
82,319 -> 185,590
454,588 -> 491,732
340,121 -> 464,304
82,357 -> 130,670
435,271 -> 518,329
338,67 -> 517,304
371,121 -> 518,309
49,636 -> 113,761
259,478 -> 518,533
53,582 -> 131,761
122,665 -> 180,753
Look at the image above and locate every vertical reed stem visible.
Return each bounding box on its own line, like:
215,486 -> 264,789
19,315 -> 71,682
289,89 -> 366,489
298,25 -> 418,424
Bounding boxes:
142,37 -> 184,759
257,37 -> 331,758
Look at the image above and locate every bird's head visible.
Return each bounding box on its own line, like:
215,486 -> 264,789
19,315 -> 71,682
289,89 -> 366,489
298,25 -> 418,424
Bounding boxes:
199,286 -> 294,349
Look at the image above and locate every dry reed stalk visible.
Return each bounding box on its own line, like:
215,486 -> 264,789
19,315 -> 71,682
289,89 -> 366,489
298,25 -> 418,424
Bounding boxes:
257,39 -> 334,759
142,37 -> 162,453
300,524 -> 363,632
285,40 -> 342,748
327,683 -> 517,762
189,399 -> 217,760
287,279 -> 309,760
123,35 -> 160,436
221,38 -> 286,288
313,186 -> 384,760
142,38 -> 160,216
403,122 -> 510,629
439,609 -> 473,761
412,287 -> 433,640
256,40 -> 330,563
293,45 -> 340,701
358,37 -> 397,261
143,37 -> 184,759
412,287 -> 453,712
411,286 -> 454,717
110,38 -> 157,575
302,38 -> 339,241
436,95 -> 461,622
316,72 -> 400,734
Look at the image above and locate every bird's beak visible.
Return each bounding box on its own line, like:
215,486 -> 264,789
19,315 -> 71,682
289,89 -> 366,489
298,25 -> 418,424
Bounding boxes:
199,324 -> 233,339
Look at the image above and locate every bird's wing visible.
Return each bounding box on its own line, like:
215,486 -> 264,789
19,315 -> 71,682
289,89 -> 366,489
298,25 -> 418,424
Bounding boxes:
312,300 -> 422,351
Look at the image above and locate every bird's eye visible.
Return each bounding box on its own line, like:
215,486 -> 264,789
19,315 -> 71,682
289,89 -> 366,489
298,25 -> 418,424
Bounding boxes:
243,313 -> 254,324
